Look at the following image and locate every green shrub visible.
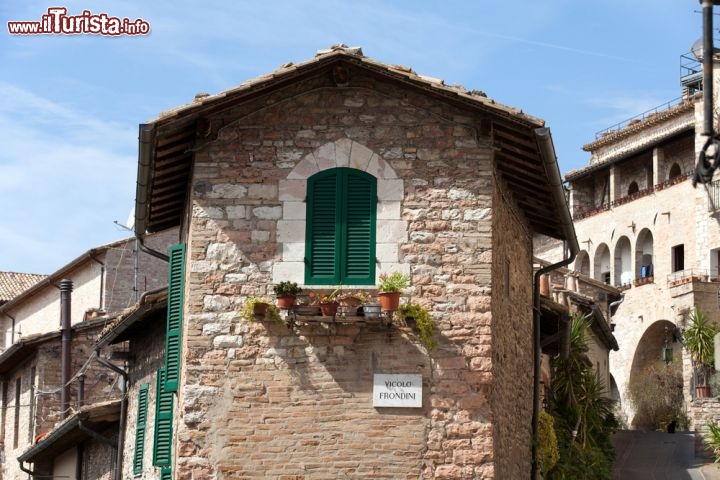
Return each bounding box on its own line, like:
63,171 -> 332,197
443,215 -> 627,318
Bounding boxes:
396,302 -> 436,350
547,314 -> 617,480
626,360 -> 683,430
538,411 -> 560,475
704,420 -> 720,462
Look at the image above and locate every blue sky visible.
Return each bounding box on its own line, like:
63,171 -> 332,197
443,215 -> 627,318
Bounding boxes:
0,1 -> 702,274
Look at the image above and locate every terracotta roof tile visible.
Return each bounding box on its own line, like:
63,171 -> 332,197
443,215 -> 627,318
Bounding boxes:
0,272 -> 47,303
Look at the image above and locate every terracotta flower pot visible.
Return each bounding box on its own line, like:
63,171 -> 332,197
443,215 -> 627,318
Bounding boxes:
319,301 -> 339,316
378,292 -> 400,312
276,294 -> 296,310
253,302 -> 269,316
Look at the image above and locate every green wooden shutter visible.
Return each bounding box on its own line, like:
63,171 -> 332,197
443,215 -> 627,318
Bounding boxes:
305,168 -> 376,285
153,368 -> 174,467
305,171 -> 340,284
160,467 -> 173,480
133,384 -> 149,476
164,243 -> 185,392
342,170 -> 376,285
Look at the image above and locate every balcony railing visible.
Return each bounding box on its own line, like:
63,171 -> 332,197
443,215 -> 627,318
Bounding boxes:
594,97 -> 686,139
573,173 -> 692,221
667,269 -> 720,287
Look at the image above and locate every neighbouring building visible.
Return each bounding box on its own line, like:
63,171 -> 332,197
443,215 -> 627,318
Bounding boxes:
0,232 -> 177,349
0,313 -> 119,480
0,233 -> 176,478
558,44 -> 720,442
94,288 -> 169,480
536,260 -> 620,405
131,45 -> 577,479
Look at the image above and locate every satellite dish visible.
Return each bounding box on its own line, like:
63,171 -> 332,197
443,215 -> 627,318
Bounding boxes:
691,37 -> 704,61
125,207 -> 135,230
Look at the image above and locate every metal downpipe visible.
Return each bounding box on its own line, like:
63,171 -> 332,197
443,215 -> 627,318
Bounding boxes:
531,128 -> 580,479
702,0 -> 715,137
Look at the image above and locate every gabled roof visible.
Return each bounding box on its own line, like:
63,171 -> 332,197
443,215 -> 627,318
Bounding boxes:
95,288 -> 167,348
0,272 -> 47,303
0,236 -> 133,314
134,45 -> 577,248
18,400 -> 121,464
0,317 -> 109,375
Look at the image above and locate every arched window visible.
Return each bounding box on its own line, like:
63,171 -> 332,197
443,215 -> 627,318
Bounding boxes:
594,243 -> 611,284
635,229 -> 654,280
628,181 -> 639,195
615,236 -> 632,286
575,250 -> 590,277
669,163 -> 681,181
305,168 -> 377,285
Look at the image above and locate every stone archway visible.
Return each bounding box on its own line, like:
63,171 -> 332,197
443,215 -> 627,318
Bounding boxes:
273,138 -> 407,284
626,320 -> 683,429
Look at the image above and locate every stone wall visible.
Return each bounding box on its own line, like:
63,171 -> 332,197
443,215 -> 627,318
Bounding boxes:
0,320 -> 118,480
121,310 -> 166,480
104,229 -> 178,314
689,397 -> 720,459
490,183 -> 533,478
175,68 -> 521,478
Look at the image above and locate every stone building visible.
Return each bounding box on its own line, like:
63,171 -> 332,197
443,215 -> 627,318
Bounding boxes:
0,314 -> 119,479
132,45 -> 577,479
0,233 -> 176,478
94,288 -> 169,480
561,46 -> 720,431
0,232 -> 176,349
537,261 -> 620,403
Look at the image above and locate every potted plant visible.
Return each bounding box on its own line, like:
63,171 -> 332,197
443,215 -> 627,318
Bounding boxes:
683,308 -> 718,398
240,297 -> 281,323
377,271 -> 409,312
397,302 -> 436,350
273,281 -> 302,309
312,288 -> 341,317
337,291 -> 368,316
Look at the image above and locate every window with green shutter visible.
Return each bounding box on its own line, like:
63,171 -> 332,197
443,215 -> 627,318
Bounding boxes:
160,467 -> 173,480
133,384 -> 149,476
164,243 -> 185,392
153,368 -> 174,467
305,168 -> 377,285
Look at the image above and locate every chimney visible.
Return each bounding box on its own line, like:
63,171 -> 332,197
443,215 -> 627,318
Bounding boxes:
59,279 -> 72,420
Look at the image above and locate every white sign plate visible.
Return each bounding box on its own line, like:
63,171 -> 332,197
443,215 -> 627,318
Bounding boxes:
373,374 -> 422,407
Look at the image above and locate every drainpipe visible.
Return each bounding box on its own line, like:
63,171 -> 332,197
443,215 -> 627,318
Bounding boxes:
532,128 -> 580,479
60,279 -> 73,421
89,251 -> 105,311
702,0 -> 714,138
609,293 -> 625,317
3,312 -> 16,344
694,0 -> 720,184
95,352 -> 128,480
137,236 -> 169,263
135,124 -> 156,238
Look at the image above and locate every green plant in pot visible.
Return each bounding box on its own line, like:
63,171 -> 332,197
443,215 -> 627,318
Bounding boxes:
273,281 -> 302,309
241,297 -> 281,323
378,271 -> 409,312
396,302 -> 436,350
683,308 -> 717,398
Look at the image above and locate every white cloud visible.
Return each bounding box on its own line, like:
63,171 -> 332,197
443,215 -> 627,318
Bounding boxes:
0,82 -> 135,273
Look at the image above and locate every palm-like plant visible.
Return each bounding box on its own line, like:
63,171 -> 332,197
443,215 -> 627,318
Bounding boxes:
548,314 -> 617,479
684,308 -> 718,388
